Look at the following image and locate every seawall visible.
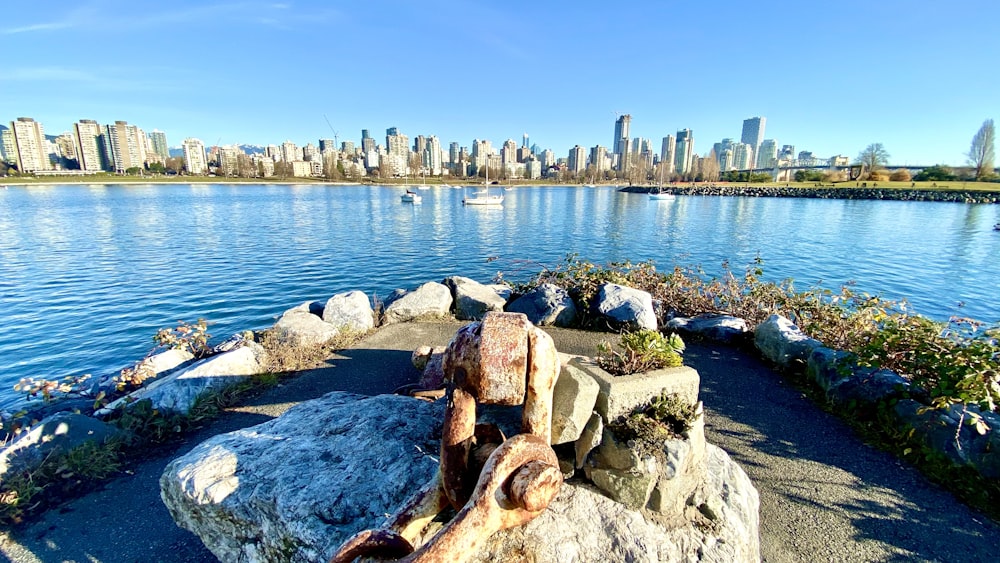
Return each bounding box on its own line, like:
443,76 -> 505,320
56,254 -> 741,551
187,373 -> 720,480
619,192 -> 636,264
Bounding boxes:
622,184 -> 1000,203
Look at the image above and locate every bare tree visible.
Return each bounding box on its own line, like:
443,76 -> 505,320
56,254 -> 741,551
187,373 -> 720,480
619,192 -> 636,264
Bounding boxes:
701,150 -> 721,182
967,119 -> 995,180
856,143 -> 890,179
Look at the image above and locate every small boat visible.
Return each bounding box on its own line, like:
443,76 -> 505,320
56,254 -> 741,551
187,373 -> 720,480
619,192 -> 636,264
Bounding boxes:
649,187 -> 675,200
463,164 -> 504,205
401,190 -> 421,203
994,223 -> 1000,231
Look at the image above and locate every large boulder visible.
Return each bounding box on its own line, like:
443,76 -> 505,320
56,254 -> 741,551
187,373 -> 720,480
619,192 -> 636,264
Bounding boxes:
161,392 -> 759,562
321,290 -> 374,333
550,360 -> 600,445
99,344 -> 267,417
0,412 -> 120,479
273,306 -> 342,347
595,283 -> 657,331
506,283 -> 578,327
667,313 -> 749,343
382,282 -> 453,325
442,276 -> 506,321
754,314 -> 822,370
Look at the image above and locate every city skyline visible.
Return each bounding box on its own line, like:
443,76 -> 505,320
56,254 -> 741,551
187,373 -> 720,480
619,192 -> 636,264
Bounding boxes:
2,0 -> 998,166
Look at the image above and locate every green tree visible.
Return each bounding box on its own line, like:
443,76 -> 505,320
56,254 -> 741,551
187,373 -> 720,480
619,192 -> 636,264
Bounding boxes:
913,165 -> 956,182
147,162 -> 165,174
794,170 -> 825,182
856,143 -> 890,179
967,119 -> 995,180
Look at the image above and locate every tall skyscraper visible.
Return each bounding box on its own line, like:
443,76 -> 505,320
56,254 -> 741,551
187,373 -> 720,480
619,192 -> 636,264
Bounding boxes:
11,117 -> 50,173
674,129 -> 694,175
148,129 -> 169,161
182,138 -> 207,174
103,121 -> 145,172
741,117 -> 765,168
425,136 -> 442,175
660,136 -> 676,174
590,145 -> 609,172
361,129 -> 375,155
74,119 -> 107,172
756,139 -> 778,169
613,114 -> 631,170
501,139 -> 517,165
319,139 -> 336,153
385,127 -> 409,161
522,133 -> 529,148
449,142 -> 460,164
568,145 -> 586,174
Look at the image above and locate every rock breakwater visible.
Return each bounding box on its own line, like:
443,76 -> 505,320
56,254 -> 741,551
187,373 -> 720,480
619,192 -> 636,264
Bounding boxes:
622,184 -> 1000,203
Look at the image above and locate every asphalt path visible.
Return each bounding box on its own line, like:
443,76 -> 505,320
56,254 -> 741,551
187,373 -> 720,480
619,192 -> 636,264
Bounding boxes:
2,321 -> 998,562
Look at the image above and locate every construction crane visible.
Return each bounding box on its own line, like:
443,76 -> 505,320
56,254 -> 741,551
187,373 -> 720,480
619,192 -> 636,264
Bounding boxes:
323,114 -> 339,148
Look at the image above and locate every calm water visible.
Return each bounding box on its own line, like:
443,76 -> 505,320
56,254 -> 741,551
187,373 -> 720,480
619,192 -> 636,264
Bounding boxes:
1,183 -> 998,410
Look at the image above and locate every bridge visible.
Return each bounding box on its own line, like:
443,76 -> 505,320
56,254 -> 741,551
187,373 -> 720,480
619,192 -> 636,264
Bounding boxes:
733,162 -> 941,182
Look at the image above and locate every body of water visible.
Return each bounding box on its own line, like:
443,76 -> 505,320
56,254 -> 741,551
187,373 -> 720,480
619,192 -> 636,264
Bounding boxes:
1,183 -> 998,410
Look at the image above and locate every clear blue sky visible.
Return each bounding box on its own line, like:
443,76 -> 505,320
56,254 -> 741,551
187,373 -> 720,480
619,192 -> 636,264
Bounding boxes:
3,0 -> 997,165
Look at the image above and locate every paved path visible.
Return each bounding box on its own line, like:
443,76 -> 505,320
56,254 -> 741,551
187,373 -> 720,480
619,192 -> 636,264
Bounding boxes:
2,321 -> 998,562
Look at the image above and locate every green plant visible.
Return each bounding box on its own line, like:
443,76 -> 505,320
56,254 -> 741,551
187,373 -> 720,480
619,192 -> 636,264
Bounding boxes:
608,391 -> 699,458
596,329 -> 684,376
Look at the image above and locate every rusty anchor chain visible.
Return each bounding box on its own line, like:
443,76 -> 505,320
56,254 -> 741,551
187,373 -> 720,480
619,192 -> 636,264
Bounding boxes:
330,312 -> 562,563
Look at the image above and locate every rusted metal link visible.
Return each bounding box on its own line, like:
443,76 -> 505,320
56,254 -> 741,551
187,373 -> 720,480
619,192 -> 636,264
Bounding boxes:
330,313 -> 562,563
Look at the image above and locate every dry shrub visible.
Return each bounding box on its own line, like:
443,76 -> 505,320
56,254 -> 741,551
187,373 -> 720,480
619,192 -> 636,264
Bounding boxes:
890,168 -> 912,182
869,171 -> 890,182
258,328 -> 365,373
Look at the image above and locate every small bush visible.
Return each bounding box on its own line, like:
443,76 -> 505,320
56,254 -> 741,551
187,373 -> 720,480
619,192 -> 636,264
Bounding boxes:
608,391 -> 699,457
890,169 -> 912,182
597,329 -> 684,376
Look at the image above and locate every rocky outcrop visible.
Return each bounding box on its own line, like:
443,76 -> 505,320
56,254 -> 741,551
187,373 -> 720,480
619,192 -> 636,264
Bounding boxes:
442,276 -> 506,321
0,412 -> 120,479
595,283 -> 657,331
382,282 -> 453,325
506,283 -> 578,327
321,290 -> 375,333
621,184 -> 1000,204
754,314 -> 822,370
161,392 -> 759,563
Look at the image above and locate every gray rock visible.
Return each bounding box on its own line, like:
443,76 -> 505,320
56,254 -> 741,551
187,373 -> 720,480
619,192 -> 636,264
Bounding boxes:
100,344 -> 267,417
162,393 -> 759,563
506,283 -> 578,327
382,282 -> 453,325
91,348 -> 197,398
754,314 -> 822,370
806,346 -> 855,392
587,466 -> 657,509
827,367 -> 910,410
575,412 -> 604,468
595,283 -> 657,331
273,309 -> 341,348
667,313 -> 749,343
894,400 -> 1000,479
321,290 -> 374,333
475,445 -> 759,563
550,360 -> 601,445
486,283 -> 513,301
442,276 -> 506,321
0,412 -> 120,479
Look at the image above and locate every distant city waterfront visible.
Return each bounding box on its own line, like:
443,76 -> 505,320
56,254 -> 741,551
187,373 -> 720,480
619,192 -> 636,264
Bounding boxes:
1,183 -> 998,410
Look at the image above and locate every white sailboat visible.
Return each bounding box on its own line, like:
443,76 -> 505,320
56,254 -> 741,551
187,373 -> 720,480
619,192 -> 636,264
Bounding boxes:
463,163 -> 504,206
401,189 -> 421,203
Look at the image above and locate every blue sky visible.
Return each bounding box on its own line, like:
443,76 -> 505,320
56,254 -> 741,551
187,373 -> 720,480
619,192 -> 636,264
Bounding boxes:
2,0 -> 997,165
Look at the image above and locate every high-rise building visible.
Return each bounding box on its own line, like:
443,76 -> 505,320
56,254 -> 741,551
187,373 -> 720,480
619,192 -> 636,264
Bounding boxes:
55,132 -> 77,165
541,149 -> 555,169
319,139 -> 336,153
425,136 -> 442,175
413,135 -> 427,156
613,114 -> 631,170
218,145 -> 241,175
741,117 -> 765,168
733,143 -> 754,170
501,139 -> 517,165
660,136 -> 676,174
568,145 -> 586,174
449,142 -> 460,165
74,119 -> 106,172
361,130 -> 375,155
756,139 -> 778,169
302,143 -> 320,162
1,128 -> 16,164
341,141 -> 356,155
11,117 -> 50,173
522,133 -> 529,148
674,129 -> 694,175
148,130 -> 169,161
590,145 -> 609,173
182,138 -> 207,174
281,141 -> 299,162
385,127 -> 409,163
103,121 -> 145,172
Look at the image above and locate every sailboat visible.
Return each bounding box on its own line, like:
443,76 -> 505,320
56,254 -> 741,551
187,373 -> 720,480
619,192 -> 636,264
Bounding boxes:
401,189 -> 421,203
417,170 -> 430,190
463,163 -> 504,206
649,164 -> 675,200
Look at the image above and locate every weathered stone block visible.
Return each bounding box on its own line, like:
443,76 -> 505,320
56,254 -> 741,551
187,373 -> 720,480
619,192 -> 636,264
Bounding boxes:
754,314 -> 822,370
382,282 -> 453,325
322,290 -> 374,333
550,360 -> 601,444
575,412 -> 604,469
567,357 -> 699,423
595,283 -> 657,331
